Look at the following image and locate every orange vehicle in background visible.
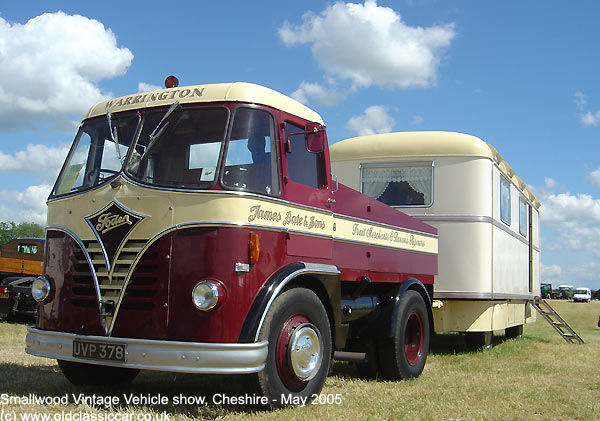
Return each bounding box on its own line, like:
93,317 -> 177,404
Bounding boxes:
0,238 -> 45,319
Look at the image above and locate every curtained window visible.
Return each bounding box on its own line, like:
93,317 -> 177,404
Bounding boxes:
361,162 -> 433,206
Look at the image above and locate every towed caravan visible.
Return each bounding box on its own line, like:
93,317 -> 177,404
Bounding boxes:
330,131 -> 541,347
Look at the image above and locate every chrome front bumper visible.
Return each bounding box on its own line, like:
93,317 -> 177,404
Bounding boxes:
26,328 -> 268,374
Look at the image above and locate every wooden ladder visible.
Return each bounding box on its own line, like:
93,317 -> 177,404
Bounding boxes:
531,297 -> 584,344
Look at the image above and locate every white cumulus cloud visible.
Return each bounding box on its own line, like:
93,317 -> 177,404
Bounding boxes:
138,82 -> 162,92
279,0 -> 456,91
575,91 -> 586,110
539,191 -> 600,251
541,263 -> 562,278
290,82 -> 347,106
0,184 -> 52,225
581,110 -> 600,127
0,143 -> 70,183
346,105 -> 395,136
589,168 -> 600,189
0,11 -> 133,132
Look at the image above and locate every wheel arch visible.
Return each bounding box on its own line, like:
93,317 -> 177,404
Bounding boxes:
238,262 -> 341,345
388,278 -> 434,338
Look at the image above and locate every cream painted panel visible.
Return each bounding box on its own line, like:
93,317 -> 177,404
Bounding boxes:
492,226 -> 530,296
429,221 -> 492,295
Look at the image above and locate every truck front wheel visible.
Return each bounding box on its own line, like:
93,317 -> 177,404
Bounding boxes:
378,290 -> 430,380
254,288 -> 331,408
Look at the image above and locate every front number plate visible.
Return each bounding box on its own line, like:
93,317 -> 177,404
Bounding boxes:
73,339 -> 126,362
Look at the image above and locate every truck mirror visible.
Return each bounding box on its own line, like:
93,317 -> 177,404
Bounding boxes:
306,123 -> 325,153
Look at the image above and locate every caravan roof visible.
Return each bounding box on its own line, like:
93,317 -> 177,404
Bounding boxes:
330,131 -> 540,209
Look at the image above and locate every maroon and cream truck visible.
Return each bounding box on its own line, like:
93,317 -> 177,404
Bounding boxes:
25,79 -> 437,406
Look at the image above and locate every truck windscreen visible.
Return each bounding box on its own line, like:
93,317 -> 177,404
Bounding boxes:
53,114 -> 139,196
52,105 -> 280,196
126,107 -> 228,189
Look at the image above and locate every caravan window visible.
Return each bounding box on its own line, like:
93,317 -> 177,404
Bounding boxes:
519,198 -> 528,237
360,162 -> 433,206
500,176 -> 511,226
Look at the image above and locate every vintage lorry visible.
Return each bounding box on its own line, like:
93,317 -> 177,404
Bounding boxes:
25,79 -> 438,406
330,131 -> 541,348
0,238 -> 45,319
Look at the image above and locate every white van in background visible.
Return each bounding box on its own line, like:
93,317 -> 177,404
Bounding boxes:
573,288 -> 592,303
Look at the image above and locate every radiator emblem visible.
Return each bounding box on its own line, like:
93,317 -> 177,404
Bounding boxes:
85,200 -> 147,271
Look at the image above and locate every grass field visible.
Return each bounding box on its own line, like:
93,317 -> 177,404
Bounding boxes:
1,300 -> 599,420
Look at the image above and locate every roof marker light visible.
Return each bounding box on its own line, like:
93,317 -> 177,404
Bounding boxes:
165,75 -> 179,88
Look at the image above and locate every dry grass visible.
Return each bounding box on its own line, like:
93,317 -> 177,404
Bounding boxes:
1,300 -> 599,420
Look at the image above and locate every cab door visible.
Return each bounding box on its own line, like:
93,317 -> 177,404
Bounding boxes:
281,119 -> 333,259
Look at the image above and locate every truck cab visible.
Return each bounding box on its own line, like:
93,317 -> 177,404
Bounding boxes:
25,81 -> 437,406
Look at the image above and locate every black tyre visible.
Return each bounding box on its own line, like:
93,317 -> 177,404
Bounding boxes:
505,324 -> 524,339
58,360 -> 139,385
378,290 -> 430,380
254,288 -> 331,408
466,331 -> 493,350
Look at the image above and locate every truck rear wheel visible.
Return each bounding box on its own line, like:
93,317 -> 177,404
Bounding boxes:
377,290 -> 429,380
58,360 -> 139,385
254,288 -> 331,408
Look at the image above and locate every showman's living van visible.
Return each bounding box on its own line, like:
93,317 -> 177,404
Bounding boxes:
330,131 -> 540,348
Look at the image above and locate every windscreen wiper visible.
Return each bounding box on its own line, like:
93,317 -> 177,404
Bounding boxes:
106,111 -> 122,162
139,101 -> 180,162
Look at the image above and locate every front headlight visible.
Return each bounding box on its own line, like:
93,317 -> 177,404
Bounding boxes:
192,281 -> 220,311
31,276 -> 51,302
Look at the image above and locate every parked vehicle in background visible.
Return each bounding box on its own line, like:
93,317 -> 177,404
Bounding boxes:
541,283 -> 552,299
0,238 -> 45,319
558,285 -> 574,300
573,288 -> 592,303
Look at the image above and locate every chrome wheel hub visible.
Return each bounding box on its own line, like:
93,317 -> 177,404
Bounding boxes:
288,323 -> 322,381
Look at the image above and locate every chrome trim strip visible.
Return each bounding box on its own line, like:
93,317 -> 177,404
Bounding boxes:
434,291 -> 534,300
415,215 -> 493,224
26,328 -> 268,374
253,263 -> 340,342
45,226 -> 107,334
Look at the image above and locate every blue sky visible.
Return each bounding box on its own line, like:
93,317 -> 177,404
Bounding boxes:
1,1 -> 600,289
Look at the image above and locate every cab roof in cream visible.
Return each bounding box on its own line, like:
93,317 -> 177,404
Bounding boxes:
330,131 -> 540,209
85,82 -> 324,124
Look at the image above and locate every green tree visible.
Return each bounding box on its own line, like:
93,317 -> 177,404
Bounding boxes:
0,222 -> 45,246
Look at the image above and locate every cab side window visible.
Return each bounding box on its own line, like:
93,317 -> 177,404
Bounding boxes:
284,122 -> 324,189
